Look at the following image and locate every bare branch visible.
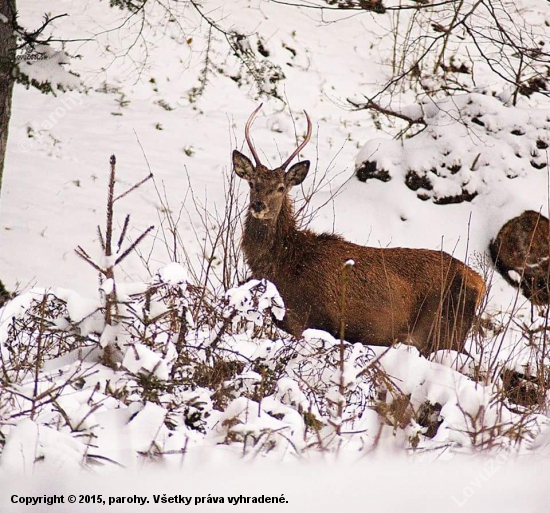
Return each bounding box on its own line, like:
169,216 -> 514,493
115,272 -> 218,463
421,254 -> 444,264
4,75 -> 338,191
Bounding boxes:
348,98 -> 426,126
117,215 -> 131,253
75,247 -> 105,275
114,173 -> 153,203
115,225 -> 155,266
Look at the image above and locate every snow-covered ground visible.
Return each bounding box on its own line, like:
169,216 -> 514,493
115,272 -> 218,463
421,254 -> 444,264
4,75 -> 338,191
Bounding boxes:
1,0 -> 550,508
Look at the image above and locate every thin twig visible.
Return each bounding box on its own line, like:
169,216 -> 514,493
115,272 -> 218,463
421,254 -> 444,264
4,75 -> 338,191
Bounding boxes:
114,173 -> 153,203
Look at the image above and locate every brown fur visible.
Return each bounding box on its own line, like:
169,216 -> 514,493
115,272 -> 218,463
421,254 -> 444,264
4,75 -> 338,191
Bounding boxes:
233,110 -> 485,356
490,210 -> 550,304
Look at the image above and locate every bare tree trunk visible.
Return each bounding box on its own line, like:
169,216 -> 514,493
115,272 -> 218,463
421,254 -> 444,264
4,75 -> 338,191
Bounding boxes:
0,0 -> 16,195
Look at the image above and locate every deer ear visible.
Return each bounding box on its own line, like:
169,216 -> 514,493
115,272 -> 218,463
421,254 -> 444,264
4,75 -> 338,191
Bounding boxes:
285,160 -> 310,187
233,150 -> 255,180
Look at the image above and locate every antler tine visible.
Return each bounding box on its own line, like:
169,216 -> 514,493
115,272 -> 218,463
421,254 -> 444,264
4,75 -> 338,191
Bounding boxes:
282,110 -> 312,170
245,103 -> 263,166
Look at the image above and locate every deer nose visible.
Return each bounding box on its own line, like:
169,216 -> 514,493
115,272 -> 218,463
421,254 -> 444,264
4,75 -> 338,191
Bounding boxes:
251,201 -> 266,213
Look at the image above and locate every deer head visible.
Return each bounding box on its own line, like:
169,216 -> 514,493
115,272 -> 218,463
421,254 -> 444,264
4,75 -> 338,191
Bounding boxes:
232,104 -> 312,221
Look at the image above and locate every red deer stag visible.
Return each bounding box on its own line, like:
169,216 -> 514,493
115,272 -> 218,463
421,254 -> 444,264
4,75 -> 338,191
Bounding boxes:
490,210 -> 550,305
233,105 -> 485,355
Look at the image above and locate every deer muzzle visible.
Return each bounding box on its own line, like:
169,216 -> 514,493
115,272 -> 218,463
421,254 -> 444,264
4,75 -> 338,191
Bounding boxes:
250,201 -> 269,218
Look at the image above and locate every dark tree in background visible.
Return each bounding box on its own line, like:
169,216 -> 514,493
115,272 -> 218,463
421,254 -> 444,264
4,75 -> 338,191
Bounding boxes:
0,0 -> 16,195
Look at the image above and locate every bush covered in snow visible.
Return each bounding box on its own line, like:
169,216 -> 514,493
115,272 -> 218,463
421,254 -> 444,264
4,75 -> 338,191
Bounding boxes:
356,93 -> 550,204
1,259 -> 549,472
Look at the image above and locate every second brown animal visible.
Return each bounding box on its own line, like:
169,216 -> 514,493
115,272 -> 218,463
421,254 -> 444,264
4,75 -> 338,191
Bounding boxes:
490,210 -> 550,305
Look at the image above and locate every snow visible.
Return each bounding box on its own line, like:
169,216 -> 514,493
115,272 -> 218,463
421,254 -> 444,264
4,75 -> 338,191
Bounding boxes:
1,0 -> 550,507
225,279 -> 286,327
1,419 -> 86,473
122,343 -> 170,380
356,94 -> 550,208
157,263 -> 188,286
17,44 -> 81,93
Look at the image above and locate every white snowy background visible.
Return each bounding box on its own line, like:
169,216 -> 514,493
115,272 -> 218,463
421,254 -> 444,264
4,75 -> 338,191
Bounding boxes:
1,0 -> 550,510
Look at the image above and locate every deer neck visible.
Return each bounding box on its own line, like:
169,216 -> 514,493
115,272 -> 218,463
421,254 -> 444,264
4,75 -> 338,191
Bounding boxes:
243,197 -> 302,277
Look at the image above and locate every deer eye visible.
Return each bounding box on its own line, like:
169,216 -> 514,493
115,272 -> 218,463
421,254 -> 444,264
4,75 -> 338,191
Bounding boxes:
277,185 -> 285,193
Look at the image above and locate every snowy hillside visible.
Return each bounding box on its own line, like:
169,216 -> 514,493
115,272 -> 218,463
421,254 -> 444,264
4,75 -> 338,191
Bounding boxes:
1,0 -> 550,509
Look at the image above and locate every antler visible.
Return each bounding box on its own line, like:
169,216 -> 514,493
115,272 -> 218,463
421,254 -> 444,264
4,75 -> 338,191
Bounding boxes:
245,103 -> 263,166
282,110 -> 312,170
